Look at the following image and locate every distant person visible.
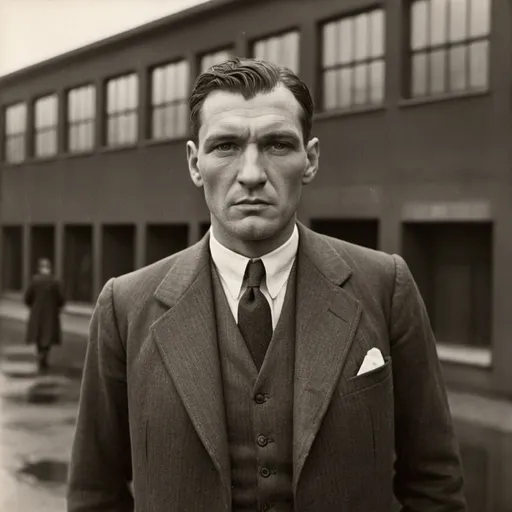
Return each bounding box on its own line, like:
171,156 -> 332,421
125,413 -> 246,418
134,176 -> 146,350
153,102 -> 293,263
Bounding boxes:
24,258 -> 65,373
68,58 -> 466,511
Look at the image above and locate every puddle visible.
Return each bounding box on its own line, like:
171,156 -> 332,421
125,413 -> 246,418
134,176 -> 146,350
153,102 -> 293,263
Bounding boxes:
17,459 -> 68,485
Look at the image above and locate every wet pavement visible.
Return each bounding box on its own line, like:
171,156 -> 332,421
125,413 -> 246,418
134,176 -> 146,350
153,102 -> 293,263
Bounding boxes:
0,351 -> 511,511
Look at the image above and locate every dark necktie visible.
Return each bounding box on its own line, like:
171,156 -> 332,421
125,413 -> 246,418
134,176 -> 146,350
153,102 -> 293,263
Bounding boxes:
238,259 -> 272,370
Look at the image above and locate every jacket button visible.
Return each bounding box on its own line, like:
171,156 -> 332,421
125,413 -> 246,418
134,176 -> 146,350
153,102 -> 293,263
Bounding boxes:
254,393 -> 266,404
257,435 -> 268,447
260,467 -> 271,478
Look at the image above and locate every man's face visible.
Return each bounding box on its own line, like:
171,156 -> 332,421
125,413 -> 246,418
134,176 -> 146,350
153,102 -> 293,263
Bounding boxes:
187,84 -> 319,249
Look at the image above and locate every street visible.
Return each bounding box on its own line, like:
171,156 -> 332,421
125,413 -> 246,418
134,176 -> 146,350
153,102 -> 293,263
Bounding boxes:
0,347 -> 79,512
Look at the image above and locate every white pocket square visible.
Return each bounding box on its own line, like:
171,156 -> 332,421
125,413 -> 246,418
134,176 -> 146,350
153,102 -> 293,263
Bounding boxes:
357,347 -> 385,376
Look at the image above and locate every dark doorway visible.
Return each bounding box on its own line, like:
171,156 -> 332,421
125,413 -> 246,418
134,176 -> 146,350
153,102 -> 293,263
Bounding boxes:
30,225 -> 55,275
64,225 -> 93,303
146,224 -> 188,265
310,219 -> 379,250
2,226 -> 23,291
101,225 -> 135,285
402,222 -> 492,348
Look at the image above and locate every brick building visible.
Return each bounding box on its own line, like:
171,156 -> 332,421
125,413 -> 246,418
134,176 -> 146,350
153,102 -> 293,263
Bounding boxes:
1,0 -> 510,397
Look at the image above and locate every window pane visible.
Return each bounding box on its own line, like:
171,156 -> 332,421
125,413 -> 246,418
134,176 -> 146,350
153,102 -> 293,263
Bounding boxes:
470,0 -> 490,37
117,78 -> 127,112
128,75 -> 138,109
412,52 -> 428,96
283,32 -> 299,72
323,22 -> 338,67
339,67 -> 353,107
128,112 -> 138,143
49,96 -> 57,125
164,104 -> 177,139
323,69 -> 337,110
85,86 -> 95,119
163,64 -> 176,102
411,0 -> 428,50
177,102 -> 188,137
339,19 -> 353,64
107,80 -> 116,114
370,10 -> 384,58
354,63 -> 367,104
369,60 -> 384,103
253,40 -> 266,60
354,13 -> 369,60
469,40 -> 488,89
266,37 -> 280,65
152,68 -> 164,106
449,44 -> 467,91
107,118 -> 116,146
430,48 -> 446,94
176,62 -> 189,99
152,107 -> 164,139
449,0 -> 468,42
430,0 -> 448,46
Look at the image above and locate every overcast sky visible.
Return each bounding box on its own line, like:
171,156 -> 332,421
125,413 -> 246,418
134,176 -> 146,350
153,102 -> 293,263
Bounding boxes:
0,0 -> 207,77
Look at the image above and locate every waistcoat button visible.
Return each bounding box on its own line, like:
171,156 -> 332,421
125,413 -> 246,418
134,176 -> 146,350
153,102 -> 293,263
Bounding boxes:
254,393 -> 266,404
260,467 -> 271,478
257,435 -> 268,447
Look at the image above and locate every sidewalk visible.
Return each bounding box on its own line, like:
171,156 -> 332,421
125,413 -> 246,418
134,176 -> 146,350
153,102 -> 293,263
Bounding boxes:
0,298 -> 91,378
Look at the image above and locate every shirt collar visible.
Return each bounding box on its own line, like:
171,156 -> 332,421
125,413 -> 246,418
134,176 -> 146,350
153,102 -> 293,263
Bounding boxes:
209,224 -> 299,301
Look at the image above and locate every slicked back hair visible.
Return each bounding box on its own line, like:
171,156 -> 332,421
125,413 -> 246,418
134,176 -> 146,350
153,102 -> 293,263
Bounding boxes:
188,57 -> 314,146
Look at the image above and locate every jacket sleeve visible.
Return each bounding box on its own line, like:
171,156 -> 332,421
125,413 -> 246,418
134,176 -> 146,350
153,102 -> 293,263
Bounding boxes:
390,255 -> 467,511
67,278 -> 134,512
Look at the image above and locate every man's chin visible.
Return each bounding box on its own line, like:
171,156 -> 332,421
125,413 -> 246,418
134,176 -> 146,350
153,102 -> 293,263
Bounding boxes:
230,217 -> 279,241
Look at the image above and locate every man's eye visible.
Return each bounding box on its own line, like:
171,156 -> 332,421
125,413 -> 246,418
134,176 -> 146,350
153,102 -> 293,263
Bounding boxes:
215,142 -> 236,151
269,142 -> 289,151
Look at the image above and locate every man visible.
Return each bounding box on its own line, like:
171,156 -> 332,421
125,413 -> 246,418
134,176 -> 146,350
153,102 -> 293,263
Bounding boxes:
24,258 -> 65,373
68,59 -> 467,511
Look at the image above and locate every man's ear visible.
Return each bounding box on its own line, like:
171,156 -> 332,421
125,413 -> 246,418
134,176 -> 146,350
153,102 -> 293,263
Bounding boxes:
302,137 -> 319,185
187,140 -> 203,187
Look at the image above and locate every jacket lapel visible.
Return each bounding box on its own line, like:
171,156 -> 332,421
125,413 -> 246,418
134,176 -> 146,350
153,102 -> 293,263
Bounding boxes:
150,235 -> 231,497
293,223 -> 362,493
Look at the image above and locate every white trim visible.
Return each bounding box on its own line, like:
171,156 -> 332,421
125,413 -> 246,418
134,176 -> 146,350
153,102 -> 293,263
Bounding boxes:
437,343 -> 492,367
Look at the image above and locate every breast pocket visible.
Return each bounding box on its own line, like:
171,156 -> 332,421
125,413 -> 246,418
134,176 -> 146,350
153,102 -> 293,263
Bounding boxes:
340,355 -> 393,397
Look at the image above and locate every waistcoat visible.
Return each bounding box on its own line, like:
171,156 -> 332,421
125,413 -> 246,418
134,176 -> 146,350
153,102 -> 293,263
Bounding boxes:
211,261 -> 297,512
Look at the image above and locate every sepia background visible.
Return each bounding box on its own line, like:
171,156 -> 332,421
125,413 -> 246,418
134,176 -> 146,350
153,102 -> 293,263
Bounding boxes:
0,0 -> 511,510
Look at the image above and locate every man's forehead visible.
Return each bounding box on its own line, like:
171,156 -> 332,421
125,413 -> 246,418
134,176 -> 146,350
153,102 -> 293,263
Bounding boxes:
199,85 -> 302,137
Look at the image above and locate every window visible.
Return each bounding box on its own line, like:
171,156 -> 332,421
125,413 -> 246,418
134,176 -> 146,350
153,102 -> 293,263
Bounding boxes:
200,48 -> 233,73
3,103 -> 27,163
321,9 -> 385,111
151,60 -> 189,140
67,84 -> 95,152
106,74 -> 138,147
34,94 -> 58,158
252,31 -> 300,73
409,0 -> 491,97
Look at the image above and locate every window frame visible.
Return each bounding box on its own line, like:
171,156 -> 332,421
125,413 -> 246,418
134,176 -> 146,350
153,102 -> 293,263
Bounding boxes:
198,46 -> 234,74
66,83 -> 96,154
250,27 -> 301,74
406,0 -> 491,98
318,7 -> 386,113
149,59 -> 190,141
3,102 -> 27,164
104,72 -> 139,148
33,93 -> 59,159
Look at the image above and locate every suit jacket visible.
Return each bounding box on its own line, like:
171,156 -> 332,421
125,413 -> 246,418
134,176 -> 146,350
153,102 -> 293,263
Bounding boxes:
67,223 -> 467,512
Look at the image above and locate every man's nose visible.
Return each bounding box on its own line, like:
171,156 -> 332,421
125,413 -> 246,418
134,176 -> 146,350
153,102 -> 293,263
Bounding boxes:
237,145 -> 266,187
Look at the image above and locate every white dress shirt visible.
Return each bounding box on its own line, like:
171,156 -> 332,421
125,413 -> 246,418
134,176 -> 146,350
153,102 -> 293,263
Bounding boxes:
209,224 -> 299,330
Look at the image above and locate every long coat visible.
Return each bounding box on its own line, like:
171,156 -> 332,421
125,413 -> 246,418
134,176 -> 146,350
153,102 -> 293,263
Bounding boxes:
24,274 -> 65,348
68,223 -> 467,512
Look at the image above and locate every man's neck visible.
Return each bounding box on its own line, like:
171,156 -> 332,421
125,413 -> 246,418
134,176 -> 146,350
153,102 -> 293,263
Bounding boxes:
210,218 -> 296,259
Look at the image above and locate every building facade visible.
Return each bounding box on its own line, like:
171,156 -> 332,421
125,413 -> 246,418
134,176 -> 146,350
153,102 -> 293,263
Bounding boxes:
1,0 -> 511,397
